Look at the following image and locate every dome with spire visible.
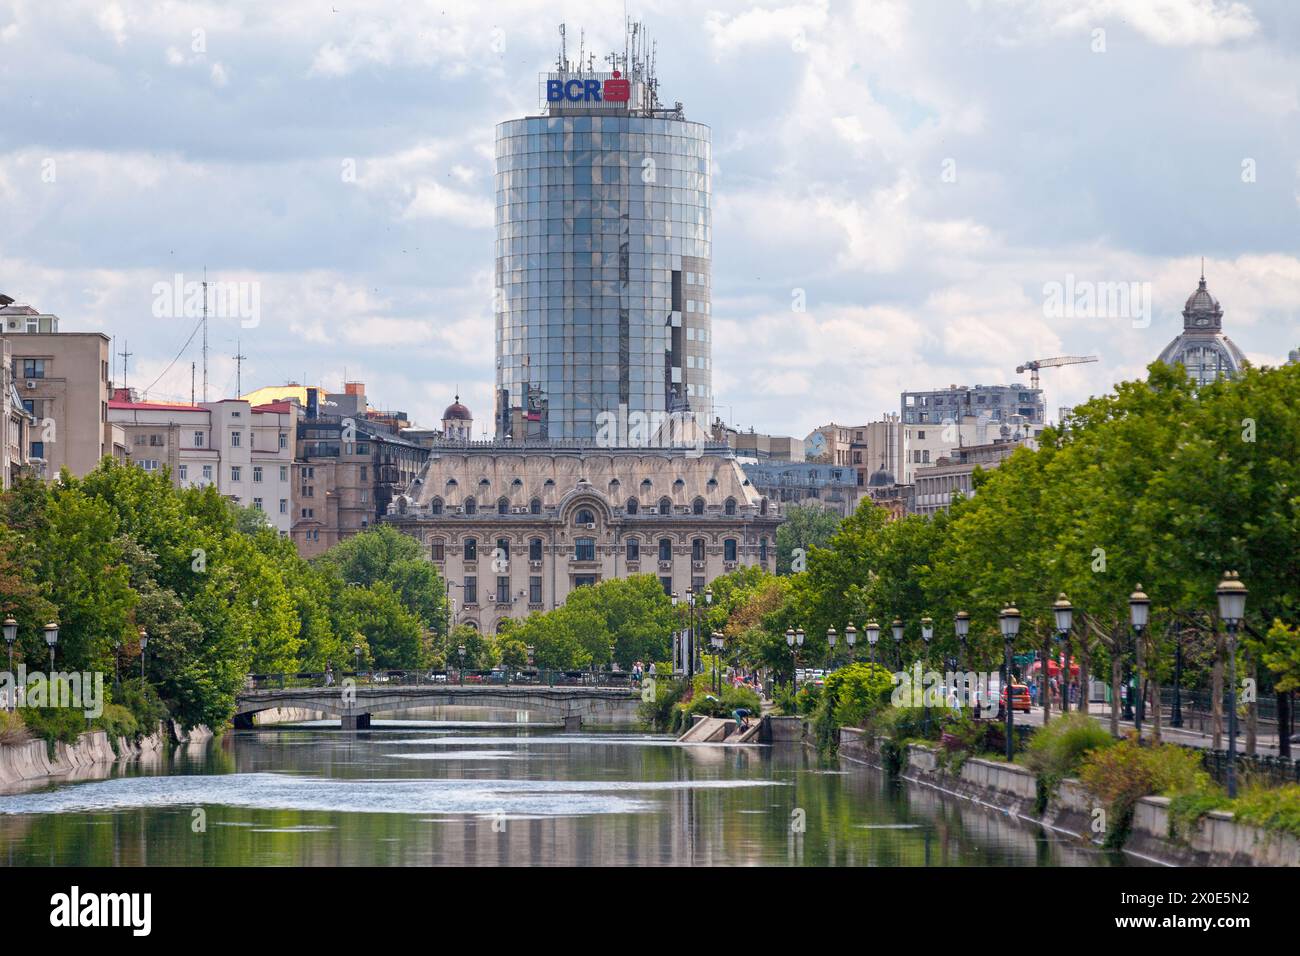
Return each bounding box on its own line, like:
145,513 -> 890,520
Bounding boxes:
1182,274 -> 1223,328
442,396 -> 472,422
1156,268 -> 1244,387
867,466 -> 895,488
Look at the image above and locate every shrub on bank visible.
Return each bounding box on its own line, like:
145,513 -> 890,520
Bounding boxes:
1024,712 -> 1113,793
0,708 -> 27,745
1079,735 -> 1212,848
1229,784 -> 1300,840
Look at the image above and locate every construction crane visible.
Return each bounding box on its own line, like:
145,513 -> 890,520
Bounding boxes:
1015,355 -> 1098,389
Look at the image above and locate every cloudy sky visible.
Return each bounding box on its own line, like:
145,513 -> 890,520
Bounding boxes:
2,0 -> 1298,438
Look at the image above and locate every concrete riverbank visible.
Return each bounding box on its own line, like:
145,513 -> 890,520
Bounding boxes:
0,722 -> 213,792
768,716 -> 1299,867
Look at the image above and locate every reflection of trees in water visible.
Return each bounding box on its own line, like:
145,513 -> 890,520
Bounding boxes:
0,730 -> 1132,866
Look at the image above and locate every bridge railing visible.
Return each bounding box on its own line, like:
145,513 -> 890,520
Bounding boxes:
244,670 -> 642,691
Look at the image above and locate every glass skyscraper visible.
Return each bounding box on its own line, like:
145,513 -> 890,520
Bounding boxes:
494,49 -> 712,441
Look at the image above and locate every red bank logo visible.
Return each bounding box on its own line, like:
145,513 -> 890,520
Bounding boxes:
547,70 -> 631,103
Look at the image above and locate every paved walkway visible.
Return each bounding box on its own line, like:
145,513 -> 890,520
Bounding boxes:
1016,701 -> 1291,757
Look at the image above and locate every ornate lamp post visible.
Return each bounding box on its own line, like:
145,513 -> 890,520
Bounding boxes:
891,619 -> 904,668
457,643 -> 466,685
43,621 -> 59,674
1171,619 -> 1184,729
865,620 -> 880,664
826,626 -> 837,672
999,605 -> 1021,761
954,610 -> 970,669
139,627 -> 149,681
1053,594 -> 1074,714
954,610 -> 972,715
353,642 -> 361,679
716,631 -> 728,693
1216,572 -> 1248,798
920,616 -> 934,732
785,628 -> 801,696
3,617 -> 16,710
1129,585 -> 1150,739
844,624 -> 857,662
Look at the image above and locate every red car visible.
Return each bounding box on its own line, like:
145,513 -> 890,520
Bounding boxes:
1000,684 -> 1031,713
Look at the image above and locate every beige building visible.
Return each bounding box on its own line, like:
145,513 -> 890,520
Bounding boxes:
109,393 -> 299,533
804,422 -> 856,466
911,437 -> 1036,516
1,332 -> 36,487
291,383 -> 430,557
1,304 -> 122,478
384,443 -> 782,634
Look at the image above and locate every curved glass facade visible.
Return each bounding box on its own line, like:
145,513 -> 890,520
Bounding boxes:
494,114 -> 712,440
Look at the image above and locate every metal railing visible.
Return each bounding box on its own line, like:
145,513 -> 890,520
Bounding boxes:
244,670 -> 641,691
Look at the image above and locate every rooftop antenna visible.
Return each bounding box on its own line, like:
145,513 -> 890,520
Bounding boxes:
117,340 -> 133,391
191,362 -> 196,405
232,340 -> 247,397
201,266 -> 209,403
558,23 -> 567,71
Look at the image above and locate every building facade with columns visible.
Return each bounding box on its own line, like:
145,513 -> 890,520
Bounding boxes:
383,441 -> 781,634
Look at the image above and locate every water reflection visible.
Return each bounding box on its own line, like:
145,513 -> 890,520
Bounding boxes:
0,713 -> 1134,867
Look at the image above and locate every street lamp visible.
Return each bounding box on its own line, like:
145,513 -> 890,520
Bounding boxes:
43,621 -> 59,674
954,610 -> 970,670
457,643 -> 467,685
844,624 -> 857,661
785,628 -> 798,696
999,605 -> 1021,761
920,617 -> 933,733
1053,594 -> 1073,714
1129,585 -> 1150,738
891,618 -> 904,668
826,626 -> 837,671
1171,618 -> 1184,728
3,617 -> 16,710
711,631 -> 724,693
865,620 -> 880,664
139,627 -> 149,681
1216,571 -> 1248,798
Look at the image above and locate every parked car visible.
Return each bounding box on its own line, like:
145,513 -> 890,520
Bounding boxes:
999,684 -> 1032,713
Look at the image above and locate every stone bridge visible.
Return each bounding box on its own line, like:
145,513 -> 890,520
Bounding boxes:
233,684 -> 642,730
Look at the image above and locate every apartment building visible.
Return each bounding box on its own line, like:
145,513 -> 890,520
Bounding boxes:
1,331 -> 36,487
1,303 -> 122,477
109,392 -> 298,533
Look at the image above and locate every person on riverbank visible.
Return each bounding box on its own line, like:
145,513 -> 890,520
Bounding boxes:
325,663 -> 334,688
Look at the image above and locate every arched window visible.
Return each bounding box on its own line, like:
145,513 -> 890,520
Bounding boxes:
430,538 -> 445,561
463,537 -> 477,560
626,538 -> 640,561
496,619 -> 512,634
464,497 -> 477,515
658,537 -> 673,562
626,498 -> 639,515
724,497 -> 736,516
724,539 -> 738,562
530,497 -> 542,514
575,508 -> 595,525
658,497 -> 672,516
529,538 -> 543,561
692,538 -> 705,561
692,497 -> 705,515
430,497 -> 444,515
497,497 -> 510,515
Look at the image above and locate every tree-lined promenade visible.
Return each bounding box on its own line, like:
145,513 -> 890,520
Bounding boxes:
1,359 -> 1296,760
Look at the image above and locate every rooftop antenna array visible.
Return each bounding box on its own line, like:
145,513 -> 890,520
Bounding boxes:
549,18 -> 675,117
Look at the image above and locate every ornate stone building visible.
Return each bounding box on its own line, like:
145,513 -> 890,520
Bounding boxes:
383,441 -> 781,634
1156,271 -> 1245,386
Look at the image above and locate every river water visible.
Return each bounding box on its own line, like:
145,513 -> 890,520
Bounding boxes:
0,713 -> 1132,866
